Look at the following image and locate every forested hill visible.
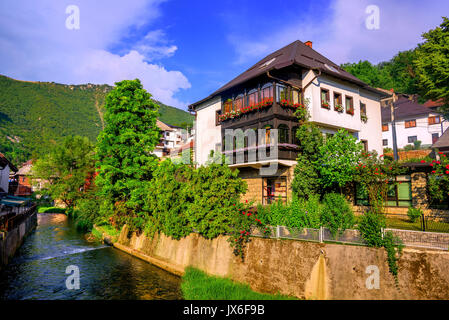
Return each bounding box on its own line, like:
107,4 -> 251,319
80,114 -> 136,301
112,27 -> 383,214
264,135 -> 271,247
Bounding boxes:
0,75 -> 193,165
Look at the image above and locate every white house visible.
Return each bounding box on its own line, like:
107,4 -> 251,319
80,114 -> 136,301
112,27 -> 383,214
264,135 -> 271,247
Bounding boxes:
188,40 -> 387,204
153,120 -> 193,158
381,94 -> 449,150
0,153 -> 17,194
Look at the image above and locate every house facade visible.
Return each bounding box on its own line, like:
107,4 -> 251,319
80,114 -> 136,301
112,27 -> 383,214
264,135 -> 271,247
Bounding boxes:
154,120 -> 191,158
189,40 -> 386,204
381,94 -> 449,150
0,153 -> 17,194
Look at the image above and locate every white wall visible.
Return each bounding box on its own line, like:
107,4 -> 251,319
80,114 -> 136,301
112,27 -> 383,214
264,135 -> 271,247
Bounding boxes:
303,71 -> 383,154
0,165 -> 10,193
194,97 -> 222,166
382,113 -> 449,149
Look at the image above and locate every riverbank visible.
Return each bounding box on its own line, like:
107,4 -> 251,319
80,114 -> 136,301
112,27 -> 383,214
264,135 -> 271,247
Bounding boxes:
108,224 -> 449,300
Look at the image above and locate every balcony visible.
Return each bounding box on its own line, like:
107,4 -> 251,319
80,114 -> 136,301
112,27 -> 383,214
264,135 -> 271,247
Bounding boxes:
223,143 -> 299,167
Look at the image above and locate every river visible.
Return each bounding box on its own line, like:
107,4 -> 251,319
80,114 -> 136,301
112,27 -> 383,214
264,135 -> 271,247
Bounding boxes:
0,213 -> 182,300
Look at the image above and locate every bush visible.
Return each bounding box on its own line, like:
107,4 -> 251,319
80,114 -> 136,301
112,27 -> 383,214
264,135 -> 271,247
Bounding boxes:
321,193 -> 354,236
407,207 -> 423,223
358,211 -> 385,247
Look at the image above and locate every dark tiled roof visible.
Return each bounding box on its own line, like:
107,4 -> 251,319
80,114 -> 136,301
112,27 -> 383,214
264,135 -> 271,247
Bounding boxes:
189,40 -> 384,110
0,153 -> 18,172
433,128 -> 449,149
381,95 -> 432,122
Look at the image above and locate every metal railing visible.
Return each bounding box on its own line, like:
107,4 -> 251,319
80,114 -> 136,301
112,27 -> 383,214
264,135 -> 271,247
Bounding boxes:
249,224 -> 449,251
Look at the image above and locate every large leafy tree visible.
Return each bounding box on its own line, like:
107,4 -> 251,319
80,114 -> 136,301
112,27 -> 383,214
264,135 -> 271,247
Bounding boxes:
316,129 -> 363,191
415,17 -> 449,118
95,79 -> 160,223
32,135 -> 95,207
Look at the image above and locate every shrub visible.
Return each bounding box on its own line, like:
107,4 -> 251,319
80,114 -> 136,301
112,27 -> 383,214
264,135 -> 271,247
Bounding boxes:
407,207 -> 423,223
321,193 -> 355,236
358,211 -> 385,247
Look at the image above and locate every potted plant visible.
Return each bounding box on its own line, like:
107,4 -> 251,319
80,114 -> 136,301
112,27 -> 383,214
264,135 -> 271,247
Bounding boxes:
334,103 -> 343,112
361,113 -> 368,123
321,101 -> 330,109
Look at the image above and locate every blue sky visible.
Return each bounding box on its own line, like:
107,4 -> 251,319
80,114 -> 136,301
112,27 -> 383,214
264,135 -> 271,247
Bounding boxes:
0,0 -> 448,111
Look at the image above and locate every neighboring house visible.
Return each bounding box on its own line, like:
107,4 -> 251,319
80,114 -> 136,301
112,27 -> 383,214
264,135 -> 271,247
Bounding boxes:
188,40 -> 386,204
0,153 -> 17,194
381,94 -> 449,150
432,127 -> 449,155
154,120 -> 192,158
10,160 -> 34,197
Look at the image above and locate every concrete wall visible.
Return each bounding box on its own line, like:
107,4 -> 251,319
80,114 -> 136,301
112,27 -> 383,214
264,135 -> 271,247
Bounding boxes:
0,209 -> 37,270
0,164 -> 10,193
114,226 -> 449,300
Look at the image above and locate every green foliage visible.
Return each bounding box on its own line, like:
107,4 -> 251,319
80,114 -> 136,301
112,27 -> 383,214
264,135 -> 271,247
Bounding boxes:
358,211 -> 386,247
181,267 -> 296,300
95,79 -> 160,226
415,17 -> 449,119
341,49 -> 419,94
32,135 -> 95,208
426,152 -> 449,207
353,151 -> 405,214
321,193 -> 355,236
407,207 -> 423,223
0,75 -> 193,164
37,207 -> 66,214
358,211 -> 403,281
316,129 -> 363,190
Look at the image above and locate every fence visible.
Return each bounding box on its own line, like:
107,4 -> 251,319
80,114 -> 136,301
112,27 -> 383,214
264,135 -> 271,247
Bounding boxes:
384,213 -> 449,234
250,224 -> 449,251
0,204 -> 37,232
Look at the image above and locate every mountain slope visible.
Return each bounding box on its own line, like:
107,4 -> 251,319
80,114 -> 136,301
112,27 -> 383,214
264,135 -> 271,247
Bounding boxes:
0,75 -> 193,164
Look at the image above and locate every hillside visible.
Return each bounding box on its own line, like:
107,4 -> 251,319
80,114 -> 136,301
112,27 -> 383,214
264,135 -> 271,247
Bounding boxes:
0,75 -> 193,164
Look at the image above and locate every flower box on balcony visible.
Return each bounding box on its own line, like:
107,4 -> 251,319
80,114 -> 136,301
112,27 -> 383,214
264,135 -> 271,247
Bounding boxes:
334,104 -> 343,112
346,108 -> 354,116
321,102 -> 330,109
361,113 -> 368,123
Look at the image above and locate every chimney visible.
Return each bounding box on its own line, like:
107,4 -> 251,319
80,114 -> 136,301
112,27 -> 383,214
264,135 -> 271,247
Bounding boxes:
305,41 -> 313,48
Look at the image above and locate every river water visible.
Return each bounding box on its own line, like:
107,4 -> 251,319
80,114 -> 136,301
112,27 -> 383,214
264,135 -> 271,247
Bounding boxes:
0,213 -> 182,300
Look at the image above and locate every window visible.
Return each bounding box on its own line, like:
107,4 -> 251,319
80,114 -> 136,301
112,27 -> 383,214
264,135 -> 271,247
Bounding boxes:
234,95 -> 243,111
356,176 -> 412,207
262,125 -> 272,145
215,110 -> 221,126
278,124 -> 289,144
321,89 -> 330,108
360,102 -> 366,116
333,92 -> 342,111
276,84 -> 288,102
261,83 -> 273,99
428,115 -> 441,125
382,124 -> 389,132
263,177 -> 287,205
224,99 -> 233,113
247,89 -> 258,106
361,140 -> 368,152
405,119 -> 416,128
291,89 -> 301,104
432,133 -> 439,144
383,139 -> 388,146
408,136 -> 417,143
292,126 -> 299,145
345,96 -> 354,115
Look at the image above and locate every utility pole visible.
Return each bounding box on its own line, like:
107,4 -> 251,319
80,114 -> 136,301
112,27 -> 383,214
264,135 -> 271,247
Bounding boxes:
390,92 -> 399,161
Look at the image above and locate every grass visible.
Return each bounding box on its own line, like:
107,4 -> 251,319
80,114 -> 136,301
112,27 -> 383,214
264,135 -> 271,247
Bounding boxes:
355,215 -> 449,233
181,267 -> 297,300
37,206 -> 66,214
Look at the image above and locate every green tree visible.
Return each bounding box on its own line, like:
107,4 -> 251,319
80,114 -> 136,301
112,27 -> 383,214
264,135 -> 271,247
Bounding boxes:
415,17 -> 449,118
316,129 -> 363,191
32,135 -> 95,207
95,79 -> 160,225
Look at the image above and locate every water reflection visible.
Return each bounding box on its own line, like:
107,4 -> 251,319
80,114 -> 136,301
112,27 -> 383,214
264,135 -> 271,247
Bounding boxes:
0,213 -> 182,300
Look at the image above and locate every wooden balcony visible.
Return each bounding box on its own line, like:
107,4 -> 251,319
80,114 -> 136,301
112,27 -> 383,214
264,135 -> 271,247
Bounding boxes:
223,144 -> 299,166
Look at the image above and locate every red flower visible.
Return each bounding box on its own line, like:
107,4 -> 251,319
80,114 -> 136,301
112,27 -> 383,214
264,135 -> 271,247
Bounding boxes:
432,170 -> 436,174
446,171 -> 449,175
420,160 -> 426,163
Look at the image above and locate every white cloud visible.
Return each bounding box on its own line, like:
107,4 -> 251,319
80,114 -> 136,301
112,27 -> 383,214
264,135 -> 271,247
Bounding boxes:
228,0 -> 449,65
0,0 -> 190,108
